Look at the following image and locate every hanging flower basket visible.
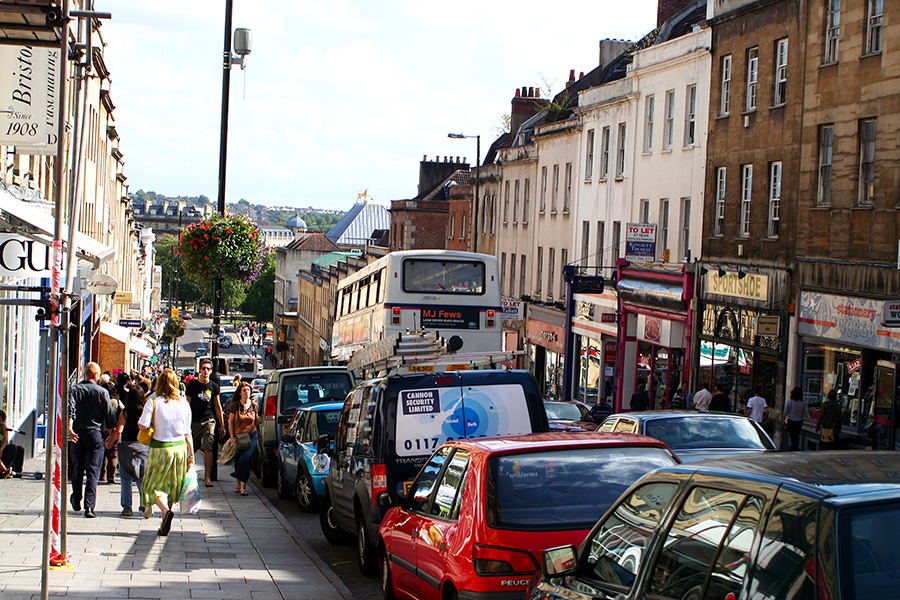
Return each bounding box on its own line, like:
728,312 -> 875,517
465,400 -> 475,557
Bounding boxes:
163,315 -> 185,342
177,214 -> 266,283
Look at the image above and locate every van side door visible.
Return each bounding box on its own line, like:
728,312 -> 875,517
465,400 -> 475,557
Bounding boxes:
330,391 -> 361,527
460,383 -> 534,439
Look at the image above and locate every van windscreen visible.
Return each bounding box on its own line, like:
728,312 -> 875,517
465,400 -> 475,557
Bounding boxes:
280,373 -> 352,413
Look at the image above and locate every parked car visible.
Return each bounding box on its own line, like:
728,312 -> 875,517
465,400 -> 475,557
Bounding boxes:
596,410 -> 775,461
219,335 -> 232,349
320,369 -> 550,575
250,378 -> 267,396
529,451 -> 900,600
257,367 -> 355,486
181,313 -> 192,320
544,400 -> 596,431
379,431 -> 680,598
275,401 -> 344,510
194,344 -> 209,357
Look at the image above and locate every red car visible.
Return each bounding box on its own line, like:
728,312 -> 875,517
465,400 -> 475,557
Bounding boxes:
377,431 -> 679,600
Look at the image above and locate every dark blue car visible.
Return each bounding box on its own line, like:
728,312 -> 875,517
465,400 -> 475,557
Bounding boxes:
276,401 -> 343,511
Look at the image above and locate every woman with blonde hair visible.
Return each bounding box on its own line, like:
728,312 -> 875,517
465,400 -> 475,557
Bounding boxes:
138,368 -> 193,535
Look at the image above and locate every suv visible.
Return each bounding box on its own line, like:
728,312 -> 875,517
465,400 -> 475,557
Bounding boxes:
529,451 -> 900,600
319,369 -> 550,575
256,366 -> 355,486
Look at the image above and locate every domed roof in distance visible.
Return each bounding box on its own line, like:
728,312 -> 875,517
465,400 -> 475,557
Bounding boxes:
286,213 -> 307,229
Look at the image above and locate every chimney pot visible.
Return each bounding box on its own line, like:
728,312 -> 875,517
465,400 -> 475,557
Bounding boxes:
515,88 -> 521,97
579,72 -> 584,79
423,155 -> 427,161
569,69 -> 575,81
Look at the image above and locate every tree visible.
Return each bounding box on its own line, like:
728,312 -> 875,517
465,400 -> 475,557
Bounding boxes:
240,252 -> 275,322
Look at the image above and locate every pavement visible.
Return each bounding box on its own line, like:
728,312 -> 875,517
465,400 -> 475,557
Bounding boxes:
0,453 -> 353,600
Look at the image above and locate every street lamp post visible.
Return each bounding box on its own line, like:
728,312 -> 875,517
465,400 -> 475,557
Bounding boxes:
211,0 -> 251,365
448,133 -> 480,253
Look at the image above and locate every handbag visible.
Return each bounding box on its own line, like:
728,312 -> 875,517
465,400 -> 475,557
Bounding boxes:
218,438 -> 236,464
820,427 -> 835,443
137,396 -> 156,446
234,432 -> 252,453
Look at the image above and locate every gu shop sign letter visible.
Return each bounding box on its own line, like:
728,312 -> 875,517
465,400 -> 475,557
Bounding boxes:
0,46 -> 60,152
625,223 -> 656,262
0,234 -> 53,276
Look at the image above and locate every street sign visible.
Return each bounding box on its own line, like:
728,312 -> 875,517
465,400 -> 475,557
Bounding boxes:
600,313 -> 616,323
85,272 -> 118,295
119,319 -> 141,328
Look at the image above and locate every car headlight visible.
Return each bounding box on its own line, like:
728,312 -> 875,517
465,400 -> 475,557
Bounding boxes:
311,453 -> 330,474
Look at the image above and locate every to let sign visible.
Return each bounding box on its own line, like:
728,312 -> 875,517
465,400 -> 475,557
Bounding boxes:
625,222 -> 656,262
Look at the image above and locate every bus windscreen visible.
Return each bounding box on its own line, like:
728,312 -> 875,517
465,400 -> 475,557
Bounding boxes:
402,259 -> 485,295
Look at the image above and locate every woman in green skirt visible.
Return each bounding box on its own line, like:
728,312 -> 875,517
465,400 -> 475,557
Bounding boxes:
138,369 -> 193,536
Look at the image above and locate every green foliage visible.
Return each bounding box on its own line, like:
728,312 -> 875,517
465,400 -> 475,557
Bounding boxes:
154,233 -> 209,309
178,214 -> 266,282
240,252 -> 275,322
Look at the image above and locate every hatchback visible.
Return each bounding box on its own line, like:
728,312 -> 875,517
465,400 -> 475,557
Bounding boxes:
276,401 -> 343,510
529,451 -> 900,600
378,431 -> 679,599
597,410 -> 775,461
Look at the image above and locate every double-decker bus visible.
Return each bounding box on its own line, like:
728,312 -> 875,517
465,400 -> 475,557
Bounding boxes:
331,250 -> 502,362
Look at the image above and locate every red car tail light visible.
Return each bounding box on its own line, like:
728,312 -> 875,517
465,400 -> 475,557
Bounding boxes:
392,306 -> 401,325
472,544 -> 539,575
372,463 -> 387,505
265,395 -> 277,420
486,309 -> 496,327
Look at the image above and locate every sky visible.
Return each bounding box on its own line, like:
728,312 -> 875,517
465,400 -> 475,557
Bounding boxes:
102,0 -> 657,212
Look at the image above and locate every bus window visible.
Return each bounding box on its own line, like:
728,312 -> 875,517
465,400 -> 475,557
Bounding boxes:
403,259 -> 485,295
377,268 -> 386,303
368,271 -> 380,306
358,276 -> 370,309
341,286 -> 351,316
350,284 -> 359,314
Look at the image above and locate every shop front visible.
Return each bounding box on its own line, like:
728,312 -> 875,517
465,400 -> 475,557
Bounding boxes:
570,291 -> 618,406
526,304 -> 566,399
501,298 -> 525,369
696,268 -> 789,416
797,290 -> 900,450
616,266 -> 693,410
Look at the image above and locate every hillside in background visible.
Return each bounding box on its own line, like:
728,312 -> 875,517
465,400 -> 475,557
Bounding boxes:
132,191 -> 345,231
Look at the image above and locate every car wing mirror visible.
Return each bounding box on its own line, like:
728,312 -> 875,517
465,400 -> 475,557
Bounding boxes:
281,433 -> 295,444
541,545 -> 578,578
316,433 -> 332,455
376,491 -> 394,508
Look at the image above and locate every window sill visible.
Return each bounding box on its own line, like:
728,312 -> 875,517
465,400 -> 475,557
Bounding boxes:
818,61 -> 838,69
860,51 -> 882,60
661,148 -> 673,154
503,220 -> 509,225
562,209 -> 570,215
614,176 -> 625,182
584,178 -> 592,184
682,144 -> 696,151
642,150 -> 652,156
550,210 -> 558,215
850,205 -> 874,210
598,176 -> 609,182
522,220 -> 528,226
715,113 -> 729,121
539,210 -> 546,215
810,206 -> 831,211
769,103 -> 786,111
741,108 -> 757,116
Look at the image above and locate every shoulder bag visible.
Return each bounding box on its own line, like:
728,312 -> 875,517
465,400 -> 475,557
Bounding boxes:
137,395 -> 156,446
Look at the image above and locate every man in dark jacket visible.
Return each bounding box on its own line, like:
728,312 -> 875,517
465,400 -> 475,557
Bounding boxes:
816,389 -> 842,450
68,362 -> 116,518
709,383 -> 733,413
630,383 -> 650,411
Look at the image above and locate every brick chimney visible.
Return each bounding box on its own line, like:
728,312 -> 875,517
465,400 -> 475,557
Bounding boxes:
658,0 -> 694,27
510,86 -> 547,137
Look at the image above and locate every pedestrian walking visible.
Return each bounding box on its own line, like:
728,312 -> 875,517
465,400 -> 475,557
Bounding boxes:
187,359 -> 223,487
105,383 -> 149,516
816,389 -> 842,450
630,383 -> 650,411
670,387 -> 687,410
139,369 -> 194,536
0,409 -> 25,478
228,382 -> 258,496
746,386 -> 768,424
68,362 -> 117,518
709,383 -> 733,413
99,374 -> 121,485
692,382 -> 712,411
784,386 -> 811,451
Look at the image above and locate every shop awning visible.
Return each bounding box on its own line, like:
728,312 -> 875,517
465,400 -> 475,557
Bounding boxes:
99,320 -> 130,343
0,192 -> 115,266
617,276 -> 685,313
129,336 -> 154,358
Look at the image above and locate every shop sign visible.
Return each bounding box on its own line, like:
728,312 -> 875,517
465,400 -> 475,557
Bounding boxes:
84,273 -> 118,296
601,313 -> 616,323
114,290 -> 134,304
847,358 -> 862,374
604,347 -> 616,365
0,233 -> 54,276
0,46 -> 61,153
501,298 -> 524,320
798,291 -> 900,353
421,305 -> 480,330
756,315 -> 779,336
705,271 -> 768,301
644,317 -> 661,342
882,301 -> 900,327
625,223 -> 656,262
526,318 -> 565,354
119,319 -> 141,328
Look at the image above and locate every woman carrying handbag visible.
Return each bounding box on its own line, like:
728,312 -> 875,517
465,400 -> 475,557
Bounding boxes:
138,369 -> 193,535
228,382 -> 258,496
